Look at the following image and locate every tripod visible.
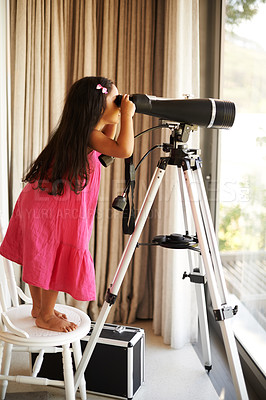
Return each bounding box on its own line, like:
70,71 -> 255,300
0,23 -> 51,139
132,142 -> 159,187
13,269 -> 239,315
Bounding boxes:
74,124 -> 248,400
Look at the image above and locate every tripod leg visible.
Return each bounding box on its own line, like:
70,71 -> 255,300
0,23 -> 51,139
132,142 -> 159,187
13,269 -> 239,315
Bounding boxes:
74,162 -> 167,391
178,168 -> 212,370
193,167 -> 228,303
183,167 -> 248,400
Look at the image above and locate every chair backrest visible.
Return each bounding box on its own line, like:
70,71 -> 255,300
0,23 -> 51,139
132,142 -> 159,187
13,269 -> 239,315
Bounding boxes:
0,222 -> 19,307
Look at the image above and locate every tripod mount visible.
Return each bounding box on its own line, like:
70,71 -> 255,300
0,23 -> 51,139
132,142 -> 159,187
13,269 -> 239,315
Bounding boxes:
74,122 -> 248,400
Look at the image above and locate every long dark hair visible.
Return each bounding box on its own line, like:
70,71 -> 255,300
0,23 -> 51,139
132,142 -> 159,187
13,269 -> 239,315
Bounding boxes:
24,76 -> 113,195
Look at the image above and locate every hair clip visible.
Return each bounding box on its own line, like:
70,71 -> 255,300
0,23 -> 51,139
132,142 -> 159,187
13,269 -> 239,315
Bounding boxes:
96,84 -> 108,94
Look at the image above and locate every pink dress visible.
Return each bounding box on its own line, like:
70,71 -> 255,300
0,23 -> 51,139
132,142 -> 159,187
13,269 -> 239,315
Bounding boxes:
0,151 -> 101,301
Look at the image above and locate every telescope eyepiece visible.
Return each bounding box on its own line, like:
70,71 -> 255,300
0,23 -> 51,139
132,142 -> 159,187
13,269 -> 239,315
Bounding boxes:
114,94 -> 134,107
114,95 -> 122,107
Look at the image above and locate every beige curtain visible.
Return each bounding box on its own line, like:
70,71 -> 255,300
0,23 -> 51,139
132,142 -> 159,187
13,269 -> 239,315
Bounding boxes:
8,0 -> 97,306
89,0 -> 167,323
0,0 -> 12,304
10,0 -> 97,205
0,0 -> 10,231
5,1 -> 200,345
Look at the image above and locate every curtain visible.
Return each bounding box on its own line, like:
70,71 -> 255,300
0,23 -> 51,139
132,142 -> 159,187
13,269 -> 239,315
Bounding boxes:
3,0 -> 200,348
152,0 -> 200,347
9,0 -> 97,207
0,0 -> 10,230
8,0 -> 97,308
0,0 -> 12,303
92,0 -> 167,324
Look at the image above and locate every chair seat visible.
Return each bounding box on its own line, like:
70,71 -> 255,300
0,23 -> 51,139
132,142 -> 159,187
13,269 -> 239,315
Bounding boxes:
0,304 -> 91,347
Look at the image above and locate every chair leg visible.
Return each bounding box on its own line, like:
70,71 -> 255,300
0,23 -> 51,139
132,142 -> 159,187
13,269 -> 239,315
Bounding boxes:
62,344 -> 75,400
72,340 -> 87,400
1,343 -> 13,400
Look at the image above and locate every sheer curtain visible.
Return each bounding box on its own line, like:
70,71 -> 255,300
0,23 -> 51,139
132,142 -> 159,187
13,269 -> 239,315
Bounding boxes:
153,0 -> 200,348
2,0 -> 200,348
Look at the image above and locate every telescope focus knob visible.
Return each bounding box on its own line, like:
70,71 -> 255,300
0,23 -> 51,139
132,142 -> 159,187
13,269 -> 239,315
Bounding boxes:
182,93 -> 194,99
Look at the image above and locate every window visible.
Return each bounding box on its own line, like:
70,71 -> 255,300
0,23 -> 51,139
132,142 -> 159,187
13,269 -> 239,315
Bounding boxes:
219,0 -> 266,375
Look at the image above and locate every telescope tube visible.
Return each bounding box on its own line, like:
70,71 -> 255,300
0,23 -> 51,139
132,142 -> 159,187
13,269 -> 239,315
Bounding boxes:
114,94 -> 236,129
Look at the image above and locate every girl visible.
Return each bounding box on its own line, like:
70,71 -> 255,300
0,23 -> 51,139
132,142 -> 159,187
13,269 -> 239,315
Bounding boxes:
0,76 -> 135,333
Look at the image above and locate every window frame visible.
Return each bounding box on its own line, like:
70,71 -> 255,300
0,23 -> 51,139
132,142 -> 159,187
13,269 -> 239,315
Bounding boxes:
199,0 -> 266,397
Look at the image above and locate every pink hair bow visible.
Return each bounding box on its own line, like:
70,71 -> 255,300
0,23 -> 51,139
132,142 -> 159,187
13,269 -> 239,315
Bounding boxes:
96,84 -> 108,94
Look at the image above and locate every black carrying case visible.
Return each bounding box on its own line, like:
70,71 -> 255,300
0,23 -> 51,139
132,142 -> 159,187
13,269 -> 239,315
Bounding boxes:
31,322 -> 145,399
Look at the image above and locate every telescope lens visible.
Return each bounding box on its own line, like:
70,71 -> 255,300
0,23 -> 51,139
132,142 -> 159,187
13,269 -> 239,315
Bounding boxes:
212,100 -> 236,129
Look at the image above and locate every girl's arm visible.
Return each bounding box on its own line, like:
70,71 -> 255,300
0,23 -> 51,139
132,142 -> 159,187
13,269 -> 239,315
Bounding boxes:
102,124 -> 117,139
88,95 -> 135,158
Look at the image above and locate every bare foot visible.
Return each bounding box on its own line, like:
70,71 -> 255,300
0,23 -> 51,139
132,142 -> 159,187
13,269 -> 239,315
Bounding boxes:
54,309 -> 68,320
31,305 -> 41,318
32,306 -> 67,320
35,313 -> 77,332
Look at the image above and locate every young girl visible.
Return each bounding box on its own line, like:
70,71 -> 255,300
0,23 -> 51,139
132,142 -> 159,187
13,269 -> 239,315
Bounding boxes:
0,76 -> 135,333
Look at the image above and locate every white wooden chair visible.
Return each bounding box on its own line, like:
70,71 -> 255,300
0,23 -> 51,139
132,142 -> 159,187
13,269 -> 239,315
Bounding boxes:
0,224 -> 91,399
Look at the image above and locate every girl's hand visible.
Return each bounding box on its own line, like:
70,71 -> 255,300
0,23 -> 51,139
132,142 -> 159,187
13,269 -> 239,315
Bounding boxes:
88,91 -> 135,158
120,95 -> 135,118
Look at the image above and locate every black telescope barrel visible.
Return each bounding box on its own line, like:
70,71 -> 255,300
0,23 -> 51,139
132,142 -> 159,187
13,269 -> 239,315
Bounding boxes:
114,94 -> 235,129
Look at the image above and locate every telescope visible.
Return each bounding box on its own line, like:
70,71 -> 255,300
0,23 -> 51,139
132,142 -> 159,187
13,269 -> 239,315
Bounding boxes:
114,94 -> 235,129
